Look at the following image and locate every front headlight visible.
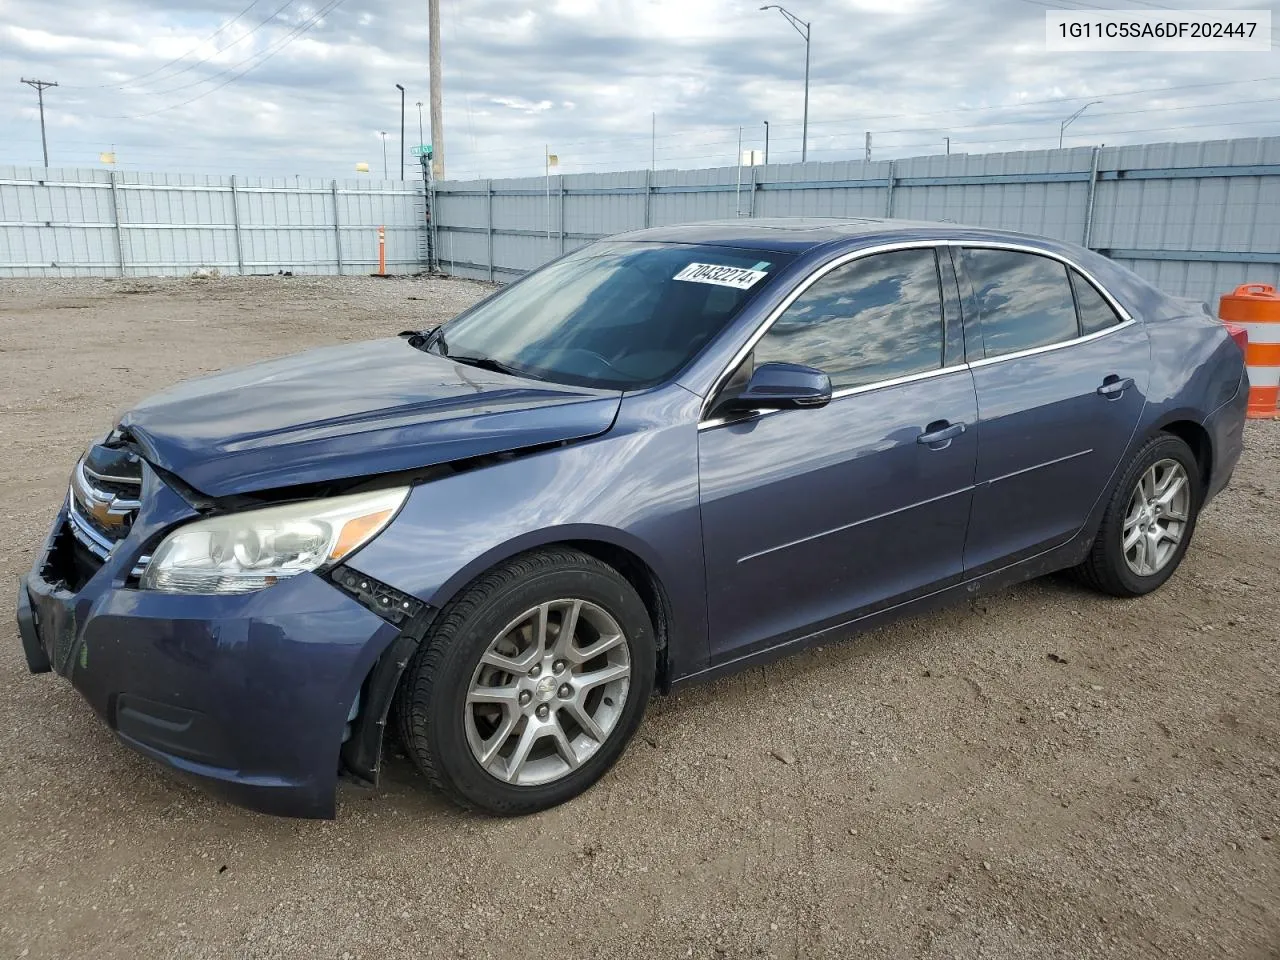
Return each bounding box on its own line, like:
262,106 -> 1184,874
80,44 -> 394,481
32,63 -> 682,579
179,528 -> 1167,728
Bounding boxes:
139,487 -> 409,595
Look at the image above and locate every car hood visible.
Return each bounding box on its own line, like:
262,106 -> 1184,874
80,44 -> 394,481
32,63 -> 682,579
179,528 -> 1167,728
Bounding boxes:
119,338 -> 622,498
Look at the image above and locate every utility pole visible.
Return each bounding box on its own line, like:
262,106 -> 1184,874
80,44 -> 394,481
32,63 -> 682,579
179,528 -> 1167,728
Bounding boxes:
380,131 -> 388,179
428,0 -> 445,179
651,112 -> 656,171
865,132 -> 871,162
763,120 -> 770,165
395,83 -> 406,180
20,78 -> 57,168
945,136 -> 950,156
416,101 -> 425,151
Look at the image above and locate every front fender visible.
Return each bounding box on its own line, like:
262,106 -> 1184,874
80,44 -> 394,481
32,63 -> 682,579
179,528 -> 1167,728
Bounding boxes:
344,384 -> 710,683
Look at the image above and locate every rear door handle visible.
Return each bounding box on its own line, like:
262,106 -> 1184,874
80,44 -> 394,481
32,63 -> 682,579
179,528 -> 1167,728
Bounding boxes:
917,420 -> 966,446
1097,375 -> 1134,398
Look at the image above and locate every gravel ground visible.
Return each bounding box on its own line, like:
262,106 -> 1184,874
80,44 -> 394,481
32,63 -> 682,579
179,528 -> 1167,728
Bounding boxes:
0,275 -> 1276,960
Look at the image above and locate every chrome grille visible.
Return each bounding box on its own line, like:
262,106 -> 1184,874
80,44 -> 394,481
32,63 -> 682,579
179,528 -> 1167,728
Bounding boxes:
67,453 -> 150,578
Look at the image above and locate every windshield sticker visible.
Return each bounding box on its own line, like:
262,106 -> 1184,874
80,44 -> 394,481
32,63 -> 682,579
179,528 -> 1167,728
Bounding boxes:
673,262 -> 769,290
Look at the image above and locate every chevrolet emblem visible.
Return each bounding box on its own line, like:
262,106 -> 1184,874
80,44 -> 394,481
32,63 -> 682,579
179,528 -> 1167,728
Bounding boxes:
71,462 -> 134,534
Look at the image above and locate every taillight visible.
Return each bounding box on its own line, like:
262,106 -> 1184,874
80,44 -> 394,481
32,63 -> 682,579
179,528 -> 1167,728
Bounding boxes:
1223,320 -> 1249,355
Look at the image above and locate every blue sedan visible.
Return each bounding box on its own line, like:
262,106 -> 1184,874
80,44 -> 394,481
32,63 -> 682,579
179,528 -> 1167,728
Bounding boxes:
16,219 -> 1248,817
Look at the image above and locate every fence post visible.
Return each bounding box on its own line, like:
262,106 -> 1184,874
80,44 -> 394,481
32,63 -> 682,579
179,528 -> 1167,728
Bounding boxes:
229,175 -> 245,275
430,176 -> 440,274
107,170 -> 126,277
644,168 -> 652,229
331,180 -> 344,275
486,180 -> 495,283
560,176 -> 567,255
749,164 -> 760,218
1082,146 -> 1101,249
884,161 -> 896,218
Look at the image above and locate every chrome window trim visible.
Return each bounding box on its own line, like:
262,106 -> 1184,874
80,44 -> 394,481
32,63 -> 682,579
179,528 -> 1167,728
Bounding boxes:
696,237 -> 1136,428
966,317 -> 1136,368
828,361 -> 969,400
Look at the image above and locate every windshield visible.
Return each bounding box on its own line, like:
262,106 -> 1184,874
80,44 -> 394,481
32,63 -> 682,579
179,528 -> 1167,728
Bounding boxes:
434,242 -> 794,390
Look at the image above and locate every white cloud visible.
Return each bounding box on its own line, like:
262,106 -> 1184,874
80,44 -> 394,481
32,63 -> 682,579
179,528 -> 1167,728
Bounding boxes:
0,0 -> 1275,182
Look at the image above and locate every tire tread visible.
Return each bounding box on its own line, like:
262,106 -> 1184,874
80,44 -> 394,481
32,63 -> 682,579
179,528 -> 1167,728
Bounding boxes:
1072,432 -> 1199,598
394,547 -> 642,813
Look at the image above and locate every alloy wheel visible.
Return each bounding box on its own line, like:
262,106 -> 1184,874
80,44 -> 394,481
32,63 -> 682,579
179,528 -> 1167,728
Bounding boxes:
1122,458 -> 1191,577
464,599 -> 631,786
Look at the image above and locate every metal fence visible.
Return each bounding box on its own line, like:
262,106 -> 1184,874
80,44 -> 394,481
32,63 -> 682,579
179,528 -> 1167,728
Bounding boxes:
0,166 -> 427,278
6,138 -> 1278,304
432,136 -> 1280,307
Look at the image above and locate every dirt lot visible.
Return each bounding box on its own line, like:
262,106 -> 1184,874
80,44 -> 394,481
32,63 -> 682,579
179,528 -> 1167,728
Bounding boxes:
0,275 -> 1276,960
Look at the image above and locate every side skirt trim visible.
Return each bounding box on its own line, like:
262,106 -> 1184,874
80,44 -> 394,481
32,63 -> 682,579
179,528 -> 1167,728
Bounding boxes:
671,532 -> 1092,691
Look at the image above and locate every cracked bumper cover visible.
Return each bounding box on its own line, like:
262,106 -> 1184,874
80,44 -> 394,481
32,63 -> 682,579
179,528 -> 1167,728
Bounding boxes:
18,501 -> 401,819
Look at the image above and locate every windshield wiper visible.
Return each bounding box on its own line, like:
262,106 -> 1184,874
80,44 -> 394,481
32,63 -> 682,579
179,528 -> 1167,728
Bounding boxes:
403,327 -> 537,380
447,353 -> 534,379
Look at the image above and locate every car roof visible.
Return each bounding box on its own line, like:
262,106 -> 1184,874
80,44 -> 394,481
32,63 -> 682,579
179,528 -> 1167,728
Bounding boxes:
611,217 -> 1065,255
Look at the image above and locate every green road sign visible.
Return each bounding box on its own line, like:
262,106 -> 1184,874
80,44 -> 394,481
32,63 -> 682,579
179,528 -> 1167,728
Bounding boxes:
411,144 -> 433,158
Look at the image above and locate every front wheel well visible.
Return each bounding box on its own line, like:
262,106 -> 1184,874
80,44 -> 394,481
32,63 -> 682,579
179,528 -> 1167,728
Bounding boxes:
1158,420 -> 1212,495
562,539 -> 672,691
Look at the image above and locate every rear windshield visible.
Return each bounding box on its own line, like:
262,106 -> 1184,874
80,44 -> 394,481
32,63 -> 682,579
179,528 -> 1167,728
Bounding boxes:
435,242 -> 793,390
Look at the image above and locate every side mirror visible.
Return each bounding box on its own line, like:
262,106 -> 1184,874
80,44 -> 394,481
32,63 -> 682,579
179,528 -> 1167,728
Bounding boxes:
722,361 -> 832,412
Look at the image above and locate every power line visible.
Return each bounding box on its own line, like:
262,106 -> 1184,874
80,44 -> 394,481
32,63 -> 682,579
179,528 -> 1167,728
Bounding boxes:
111,0 -> 348,119
406,92 -> 1280,165
448,113 -> 1278,177
786,75 -> 1280,131
109,0 -> 308,100
114,0 -> 300,92
74,0 -> 275,89
346,74 -> 1279,171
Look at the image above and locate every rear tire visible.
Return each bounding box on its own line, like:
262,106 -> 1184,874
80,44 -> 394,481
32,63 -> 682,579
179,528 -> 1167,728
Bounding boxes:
1074,433 -> 1201,597
395,547 -> 655,815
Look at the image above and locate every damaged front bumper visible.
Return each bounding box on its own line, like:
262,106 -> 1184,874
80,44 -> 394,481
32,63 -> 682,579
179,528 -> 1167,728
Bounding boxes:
16,468 -> 402,819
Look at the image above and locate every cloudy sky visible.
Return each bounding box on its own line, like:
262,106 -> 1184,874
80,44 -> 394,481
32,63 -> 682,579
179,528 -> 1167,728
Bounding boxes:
2,0 -> 1277,182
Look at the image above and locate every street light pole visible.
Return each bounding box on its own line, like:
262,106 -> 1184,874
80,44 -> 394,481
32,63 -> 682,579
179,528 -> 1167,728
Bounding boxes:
380,131 -> 388,179
416,101 -> 425,151
395,84 -> 406,180
760,5 -> 810,163
19,78 -> 57,168
763,120 -> 770,165
1060,101 -> 1102,149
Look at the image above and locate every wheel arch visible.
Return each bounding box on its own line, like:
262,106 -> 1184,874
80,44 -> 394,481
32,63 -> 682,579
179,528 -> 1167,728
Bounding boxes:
426,527 -> 677,691
561,538 -> 674,691
342,526 -> 681,782
1150,414 -> 1213,497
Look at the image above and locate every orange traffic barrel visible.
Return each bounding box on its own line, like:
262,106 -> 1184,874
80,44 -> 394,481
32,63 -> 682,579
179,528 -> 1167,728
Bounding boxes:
1219,283 -> 1280,418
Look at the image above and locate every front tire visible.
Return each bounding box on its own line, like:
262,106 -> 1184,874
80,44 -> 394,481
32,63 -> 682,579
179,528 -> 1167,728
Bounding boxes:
1074,433 -> 1202,597
395,547 -> 655,815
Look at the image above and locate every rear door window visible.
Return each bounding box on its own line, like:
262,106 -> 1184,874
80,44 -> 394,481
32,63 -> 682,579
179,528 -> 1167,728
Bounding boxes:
963,249 -> 1079,358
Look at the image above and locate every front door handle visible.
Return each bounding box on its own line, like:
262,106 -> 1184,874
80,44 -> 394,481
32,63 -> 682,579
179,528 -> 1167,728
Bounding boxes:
1097,375 -> 1134,398
917,420 -> 966,447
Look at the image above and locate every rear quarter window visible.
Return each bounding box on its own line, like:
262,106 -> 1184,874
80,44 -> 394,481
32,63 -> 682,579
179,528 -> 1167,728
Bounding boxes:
1070,270 -> 1124,335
